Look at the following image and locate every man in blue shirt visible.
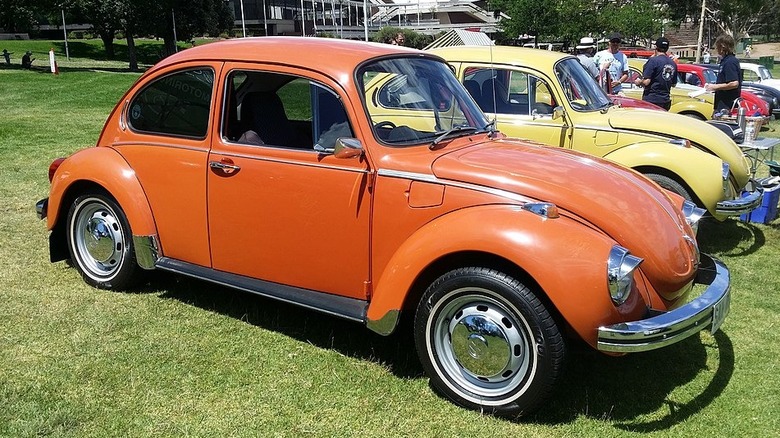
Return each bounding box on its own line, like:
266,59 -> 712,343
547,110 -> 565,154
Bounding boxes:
634,37 -> 676,110
705,34 -> 741,113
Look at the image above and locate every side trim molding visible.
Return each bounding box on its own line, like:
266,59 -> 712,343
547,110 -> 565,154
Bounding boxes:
155,257 -> 368,323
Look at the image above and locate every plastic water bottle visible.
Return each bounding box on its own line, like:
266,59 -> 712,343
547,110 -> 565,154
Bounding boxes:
744,121 -> 755,144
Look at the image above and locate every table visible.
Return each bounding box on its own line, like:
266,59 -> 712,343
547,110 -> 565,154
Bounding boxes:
740,137 -> 780,177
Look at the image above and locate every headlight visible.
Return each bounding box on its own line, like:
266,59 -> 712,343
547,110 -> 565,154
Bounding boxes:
607,246 -> 643,306
682,200 -> 706,234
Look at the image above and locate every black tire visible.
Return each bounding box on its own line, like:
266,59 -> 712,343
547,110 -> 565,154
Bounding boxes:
414,267 -> 565,417
646,173 -> 694,203
66,193 -> 140,290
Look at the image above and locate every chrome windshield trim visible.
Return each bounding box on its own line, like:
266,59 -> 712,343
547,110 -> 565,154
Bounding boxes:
597,254 -> 730,353
133,234 -> 161,270
377,169 -> 533,203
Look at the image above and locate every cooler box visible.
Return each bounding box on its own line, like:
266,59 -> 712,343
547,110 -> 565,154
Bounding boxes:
740,180 -> 780,224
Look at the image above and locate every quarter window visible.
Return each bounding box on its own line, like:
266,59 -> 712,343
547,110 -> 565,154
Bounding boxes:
128,68 -> 214,138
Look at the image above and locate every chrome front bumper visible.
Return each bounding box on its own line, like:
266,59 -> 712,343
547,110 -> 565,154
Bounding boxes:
597,254 -> 730,353
716,179 -> 763,216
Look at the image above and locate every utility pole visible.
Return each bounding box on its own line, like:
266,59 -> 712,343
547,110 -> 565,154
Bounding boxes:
695,0 -> 706,63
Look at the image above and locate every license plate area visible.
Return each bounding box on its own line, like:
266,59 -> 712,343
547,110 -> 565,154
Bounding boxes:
711,291 -> 731,333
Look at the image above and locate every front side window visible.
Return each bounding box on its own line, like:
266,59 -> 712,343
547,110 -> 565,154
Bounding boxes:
222,70 -> 353,151
360,57 -> 488,146
128,68 -> 214,138
553,58 -> 611,111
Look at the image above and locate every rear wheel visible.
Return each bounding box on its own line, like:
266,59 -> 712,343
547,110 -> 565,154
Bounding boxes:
66,193 -> 139,290
414,267 -> 565,417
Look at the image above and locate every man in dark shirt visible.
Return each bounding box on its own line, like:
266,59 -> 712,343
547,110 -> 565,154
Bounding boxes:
705,34 -> 741,113
634,37 -> 676,110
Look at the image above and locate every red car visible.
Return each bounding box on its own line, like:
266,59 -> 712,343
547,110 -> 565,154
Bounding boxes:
677,63 -> 770,117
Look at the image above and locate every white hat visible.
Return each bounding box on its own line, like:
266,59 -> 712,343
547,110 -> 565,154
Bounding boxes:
576,37 -> 595,50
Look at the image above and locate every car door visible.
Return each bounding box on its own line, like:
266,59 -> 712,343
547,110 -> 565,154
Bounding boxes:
207,63 -> 371,300
460,65 -> 569,147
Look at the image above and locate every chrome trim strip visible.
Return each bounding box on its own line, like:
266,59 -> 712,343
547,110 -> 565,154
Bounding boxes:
216,151 -> 370,173
716,179 -> 763,216
597,254 -> 730,353
377,169 -> 533,203
112,142 -> 209,153
366,309 -> 400,335
133,234 -> 160,270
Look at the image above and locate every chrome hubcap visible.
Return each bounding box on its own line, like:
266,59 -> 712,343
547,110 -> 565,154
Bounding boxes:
432,289 -> 534,401
73,201 -> 124,279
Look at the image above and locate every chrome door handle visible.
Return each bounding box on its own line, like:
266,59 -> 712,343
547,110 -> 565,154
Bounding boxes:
209,161 -> 241,174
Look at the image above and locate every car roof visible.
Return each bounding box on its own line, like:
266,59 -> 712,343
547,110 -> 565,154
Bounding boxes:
428,45 -> 572,66
151,37 -> 433,77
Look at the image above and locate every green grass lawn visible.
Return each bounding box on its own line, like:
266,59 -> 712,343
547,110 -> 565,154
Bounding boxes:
1,40 -> 780,437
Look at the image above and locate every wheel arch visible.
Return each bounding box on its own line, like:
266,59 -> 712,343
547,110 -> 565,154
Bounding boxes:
365,205 -> 621,347
47,147 -> 159,262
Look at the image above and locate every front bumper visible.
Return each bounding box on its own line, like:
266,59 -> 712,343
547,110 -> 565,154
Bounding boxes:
597,254 -> 730,353
716,179 -> 763,216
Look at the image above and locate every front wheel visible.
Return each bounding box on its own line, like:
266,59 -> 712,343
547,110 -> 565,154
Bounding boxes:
414,267 -> 565,417
66,193 -> 139,290
646,173 -> 694,203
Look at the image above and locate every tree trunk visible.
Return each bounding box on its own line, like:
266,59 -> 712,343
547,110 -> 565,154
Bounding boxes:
126,33 -> 138,72
100,31 -> 115,58
163,35 -> 177,58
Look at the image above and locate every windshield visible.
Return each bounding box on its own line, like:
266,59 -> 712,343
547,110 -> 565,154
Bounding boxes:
758,66 -> 773,80
359,57 -> 489,146
702,68 -> 718,83
553,58 -> 611,111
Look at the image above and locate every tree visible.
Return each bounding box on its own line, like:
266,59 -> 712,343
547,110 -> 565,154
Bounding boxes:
70,0 -> 127,58
662,0 -> 775,40
0,0 -> 44,33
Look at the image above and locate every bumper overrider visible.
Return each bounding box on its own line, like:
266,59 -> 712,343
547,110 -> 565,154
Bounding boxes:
597,253 -> 730,353
717,178 -> 763,216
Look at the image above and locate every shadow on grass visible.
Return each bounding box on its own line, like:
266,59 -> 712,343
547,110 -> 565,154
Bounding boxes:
139,270 -> 734,428
697,217 -> 766,256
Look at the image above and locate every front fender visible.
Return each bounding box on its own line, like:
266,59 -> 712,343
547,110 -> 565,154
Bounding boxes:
603,142 -> 724,215
366,205 -> 646,347
48,147 -> 157,239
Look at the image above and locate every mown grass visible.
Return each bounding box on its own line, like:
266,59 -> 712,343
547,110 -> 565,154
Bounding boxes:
1,40 -> 780,437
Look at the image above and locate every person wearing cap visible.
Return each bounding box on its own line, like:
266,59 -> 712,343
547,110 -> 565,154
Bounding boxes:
593,32 -> 629,94
21,50 -> 34,69
633,37 -> 677,110
705,34 -> 741,113
575,37 -> 599,79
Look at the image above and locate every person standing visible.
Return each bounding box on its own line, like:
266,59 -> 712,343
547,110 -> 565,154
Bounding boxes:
575,37 -> 599,79
633,37 -> 676,110
593,32 -> 629,94
705,34 -> 741,113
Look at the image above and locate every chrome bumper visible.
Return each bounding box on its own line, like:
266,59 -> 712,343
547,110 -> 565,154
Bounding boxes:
36,198 -> 48,220
716,179 -> 763,216
597,254 -> 730,353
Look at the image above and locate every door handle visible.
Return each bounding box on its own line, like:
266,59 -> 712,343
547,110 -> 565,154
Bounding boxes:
209,160 -> 241,174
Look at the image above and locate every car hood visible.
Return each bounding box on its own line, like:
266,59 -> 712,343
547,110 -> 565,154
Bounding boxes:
607,108 -> 750,184
432,139 -> 698,295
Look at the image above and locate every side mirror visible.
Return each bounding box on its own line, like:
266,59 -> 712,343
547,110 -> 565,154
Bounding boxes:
333,138 -> 364,159
552,106 -> 565,120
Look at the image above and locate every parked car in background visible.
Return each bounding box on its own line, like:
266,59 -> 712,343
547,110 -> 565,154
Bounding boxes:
36,37 -> 731,418
429,45 -> 761,220
741,62 -> 780,93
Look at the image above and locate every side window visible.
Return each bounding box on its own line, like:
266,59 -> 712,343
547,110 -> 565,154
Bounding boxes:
743,70 -> 759,82
129,68 -> 213,138
222,70 -> 352,150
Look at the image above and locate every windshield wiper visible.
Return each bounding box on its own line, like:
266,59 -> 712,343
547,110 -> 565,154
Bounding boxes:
430,125 -> 479,148
481,119 -> 499,138
599,101 -> 615,114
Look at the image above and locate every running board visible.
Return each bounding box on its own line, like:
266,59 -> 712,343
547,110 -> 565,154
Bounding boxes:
155,257 -> 367,323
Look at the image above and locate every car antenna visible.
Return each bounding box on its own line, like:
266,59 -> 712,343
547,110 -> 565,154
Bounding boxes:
488,40 -> 498,137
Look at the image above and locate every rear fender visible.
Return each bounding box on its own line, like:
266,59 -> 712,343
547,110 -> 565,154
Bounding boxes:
47,147 -> 158,242
366,205 -> 637,347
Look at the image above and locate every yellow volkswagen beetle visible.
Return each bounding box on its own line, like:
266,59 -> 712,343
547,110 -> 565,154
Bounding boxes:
429,46 -> 760,220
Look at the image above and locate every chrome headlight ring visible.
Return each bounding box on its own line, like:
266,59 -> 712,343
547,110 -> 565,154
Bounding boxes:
607,246 -> 643,306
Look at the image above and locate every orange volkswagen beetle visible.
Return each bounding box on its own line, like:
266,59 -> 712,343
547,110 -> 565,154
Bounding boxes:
36,38 -> 730,417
